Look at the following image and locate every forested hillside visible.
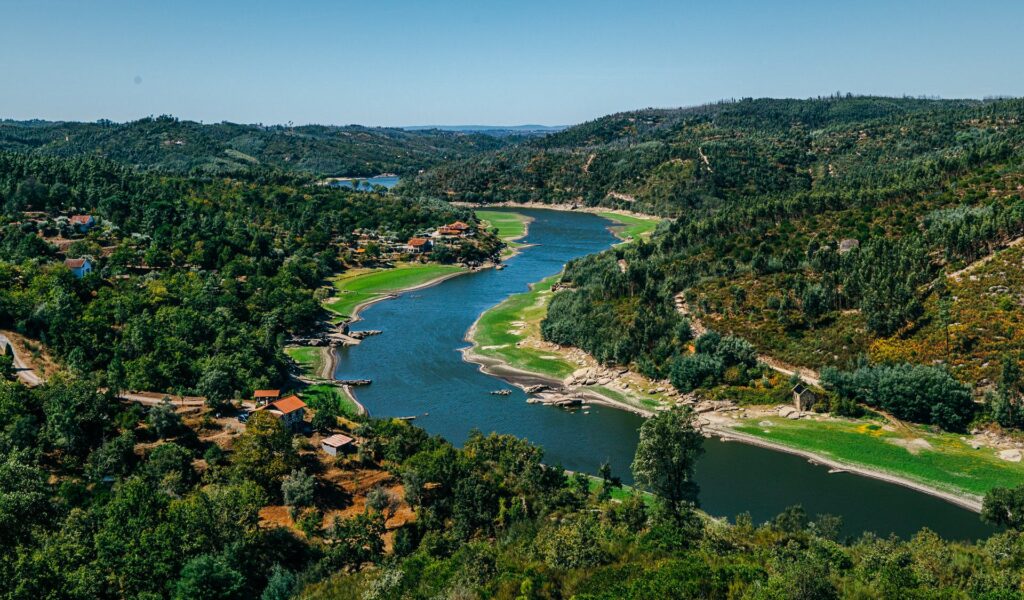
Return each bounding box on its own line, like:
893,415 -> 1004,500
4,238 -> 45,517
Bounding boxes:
410,96 -> 1024,432
0,152 -> 492,397
0,116 -> 512,177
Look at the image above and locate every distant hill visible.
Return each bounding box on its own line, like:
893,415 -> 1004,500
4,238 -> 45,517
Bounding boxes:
403,95 -> 1023,215
404,95 -> 1024,397
0,116 -> 514,177
403,124 -> 566,137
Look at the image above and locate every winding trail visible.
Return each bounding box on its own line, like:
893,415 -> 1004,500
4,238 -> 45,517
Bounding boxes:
0,332 -> 43,387
672,294 -> 822,386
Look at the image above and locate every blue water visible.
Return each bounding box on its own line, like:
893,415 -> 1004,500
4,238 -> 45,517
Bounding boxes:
330,175 -> 400,191
335,208 -> 994,540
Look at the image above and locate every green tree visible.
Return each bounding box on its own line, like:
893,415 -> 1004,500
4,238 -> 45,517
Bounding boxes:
261,564 -> 297,600
631,407 -> 704,522
230,411 -> 296,494
173,554 -> 245,600
148,397 -> 184,438
0,451 -> 52,553
981,484 -> 1024,531
86,430 -> 138,482
281,468 -> 315,508
0,351 -> 14,382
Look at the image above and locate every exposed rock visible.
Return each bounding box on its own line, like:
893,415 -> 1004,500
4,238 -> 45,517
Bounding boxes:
999,449 -> 1022,462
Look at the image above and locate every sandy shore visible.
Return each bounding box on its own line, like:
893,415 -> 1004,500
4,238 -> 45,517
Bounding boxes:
459,308 -> 656,418
453,200 -> 661,222
461,290 -> 987,513
343,268 -> 473,325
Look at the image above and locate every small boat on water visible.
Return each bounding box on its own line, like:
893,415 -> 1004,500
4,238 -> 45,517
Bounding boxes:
490,389 -> 512,396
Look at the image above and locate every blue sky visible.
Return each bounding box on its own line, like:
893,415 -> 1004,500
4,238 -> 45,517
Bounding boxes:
2,0 -> 1022,126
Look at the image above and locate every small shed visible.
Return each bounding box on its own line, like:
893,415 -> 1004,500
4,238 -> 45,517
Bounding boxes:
321,433 -> 355,456
792,383 -> 818,412
253,389 -> 281,405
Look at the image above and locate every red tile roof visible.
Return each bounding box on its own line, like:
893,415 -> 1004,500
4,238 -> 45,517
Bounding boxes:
408,237 -> 430,247
269,395 -> 306,414
69,215 -> 93,225
254,389 -> 280,398
449,221 -> 470,230
64,258 -> 88,268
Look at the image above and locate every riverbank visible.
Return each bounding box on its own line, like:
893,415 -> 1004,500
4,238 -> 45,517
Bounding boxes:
452,200 -> 662,223
702,417 -> 985,512
325,263 -> 468,322
457,209 -> 1003,513
461,211 -> 673,417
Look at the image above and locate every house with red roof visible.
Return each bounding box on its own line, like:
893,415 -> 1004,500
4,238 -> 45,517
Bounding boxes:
406,237 -> 432,253
69,215 -> 95,232
435,221 -> 474,238
63,257 -> 93,278
256,394 -> 307,429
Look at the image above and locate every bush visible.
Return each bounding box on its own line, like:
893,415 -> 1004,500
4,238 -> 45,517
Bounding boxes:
670,354 -> 724,392
821,363 -> 974,431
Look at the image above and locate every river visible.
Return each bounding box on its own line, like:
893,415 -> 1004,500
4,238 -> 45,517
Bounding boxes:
334,208 -> 993,540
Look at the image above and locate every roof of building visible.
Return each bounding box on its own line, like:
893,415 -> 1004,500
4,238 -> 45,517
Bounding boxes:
269,395 -> 306,414
408,237 -> 430,247
792,383 -> 811,394
254,389 -> 281,398
69,215 -> 93,224
321,433 -> 355,448
449,221 -> 470,230
64,257 -> 89,268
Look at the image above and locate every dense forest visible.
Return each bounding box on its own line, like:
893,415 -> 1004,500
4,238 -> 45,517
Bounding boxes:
0,116 -> 514,177
407,96 -> 1024,432
5,96 -> 1024,598
0,152 -> 493,397
4,380 -> 1022,599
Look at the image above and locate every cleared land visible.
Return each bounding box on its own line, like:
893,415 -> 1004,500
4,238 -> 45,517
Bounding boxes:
285,347 -> 361,418
285,346 -> 325,376
597,211 -> 660,241
733,415 -> 1024,499
325,263 -> 464,320
471,275 -> 576,379
476,209 -> 529,241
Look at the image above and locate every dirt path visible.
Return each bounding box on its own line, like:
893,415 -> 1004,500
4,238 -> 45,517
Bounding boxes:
756,355 -> 821,387
673,294 -> 823,385
947,235 -> 1024,282
0,332 -> 44,386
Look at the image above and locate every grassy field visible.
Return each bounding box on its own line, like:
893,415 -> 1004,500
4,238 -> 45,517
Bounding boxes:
285,346 -> 324,376
598,212 -> 661,241
284,347 -> 362,418
733,416 -> 1024,498
476,210 -> 529,241
325,263 -> 464,319
300,383 -> 362,419
471,275 -> 577,379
